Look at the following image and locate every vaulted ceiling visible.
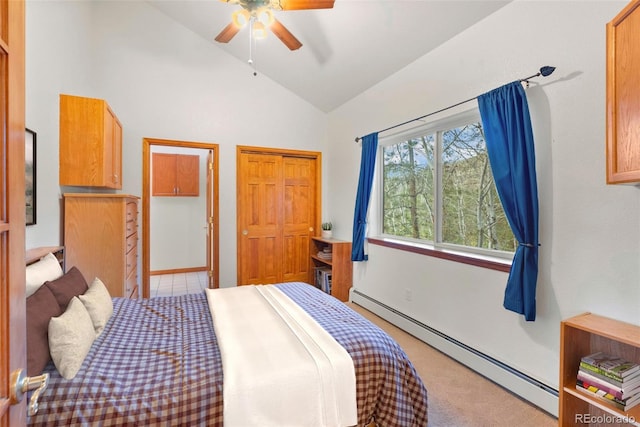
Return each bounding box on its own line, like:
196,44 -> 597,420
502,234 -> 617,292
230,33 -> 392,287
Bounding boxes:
147,1 -> 512,112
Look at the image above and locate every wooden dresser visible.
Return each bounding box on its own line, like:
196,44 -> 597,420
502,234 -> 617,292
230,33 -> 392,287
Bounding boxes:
63,193 -> 139,298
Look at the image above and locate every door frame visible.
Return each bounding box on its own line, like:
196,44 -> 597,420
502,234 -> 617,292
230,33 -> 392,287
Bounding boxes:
142,138 -> 219,298
236,145 -> 322,285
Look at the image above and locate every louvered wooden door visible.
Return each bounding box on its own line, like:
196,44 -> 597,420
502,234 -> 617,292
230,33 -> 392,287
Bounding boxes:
237,147 -> 320,286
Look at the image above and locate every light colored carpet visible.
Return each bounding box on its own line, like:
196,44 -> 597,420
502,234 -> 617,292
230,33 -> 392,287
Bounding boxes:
348,303 -> 557,427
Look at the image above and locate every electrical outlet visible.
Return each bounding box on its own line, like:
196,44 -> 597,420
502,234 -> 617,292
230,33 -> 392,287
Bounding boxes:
404,288 -> 412,302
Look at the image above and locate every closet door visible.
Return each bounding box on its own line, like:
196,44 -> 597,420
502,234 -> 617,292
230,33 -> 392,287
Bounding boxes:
282,157 -> 315,283
237,148 -> 319,286
237,153 -> 283,285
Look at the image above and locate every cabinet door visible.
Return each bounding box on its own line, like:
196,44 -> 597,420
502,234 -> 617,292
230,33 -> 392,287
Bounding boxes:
111,110 -> 123,189
152,153 -> 178,196
606,0 -> 640,184
176,154 -> 199,196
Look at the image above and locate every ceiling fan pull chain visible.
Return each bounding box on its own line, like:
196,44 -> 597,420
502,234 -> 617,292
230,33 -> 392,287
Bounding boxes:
248,17 -> 257,76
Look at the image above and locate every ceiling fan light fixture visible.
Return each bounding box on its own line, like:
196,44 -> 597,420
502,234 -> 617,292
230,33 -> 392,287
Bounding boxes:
252,20 -> 268,39
257,9 -> 275,26
232,9 -> 250,28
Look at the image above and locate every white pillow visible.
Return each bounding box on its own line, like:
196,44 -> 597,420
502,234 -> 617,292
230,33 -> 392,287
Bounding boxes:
48,297 -> 96,380
26,253 -> 63,297
78,277 -> 113,336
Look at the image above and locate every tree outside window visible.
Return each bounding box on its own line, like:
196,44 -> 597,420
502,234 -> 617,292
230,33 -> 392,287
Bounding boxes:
382,115 -> 516,255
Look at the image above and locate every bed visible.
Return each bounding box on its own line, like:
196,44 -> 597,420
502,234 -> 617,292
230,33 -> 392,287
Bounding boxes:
25,254 -> 428,426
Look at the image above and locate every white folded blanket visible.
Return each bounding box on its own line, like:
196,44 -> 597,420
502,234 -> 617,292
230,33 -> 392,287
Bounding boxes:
205,285 -> 357,427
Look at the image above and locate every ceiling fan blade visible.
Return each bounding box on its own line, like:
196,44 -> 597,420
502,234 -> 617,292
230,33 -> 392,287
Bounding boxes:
277,0 -> 335,11
215,22 -> 240,43
270,18 -> 302,50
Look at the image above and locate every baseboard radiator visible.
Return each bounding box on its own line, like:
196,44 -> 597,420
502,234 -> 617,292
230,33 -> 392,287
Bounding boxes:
351,289 -> 559,417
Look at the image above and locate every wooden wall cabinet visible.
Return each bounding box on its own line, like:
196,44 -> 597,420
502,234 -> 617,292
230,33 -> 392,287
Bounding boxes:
60,94 -> 123,189
310,237 -> 353,302
606,0 -> 640,184
64,194 -> 139,298
559,312 -> 640,426
152,153 -> 199,196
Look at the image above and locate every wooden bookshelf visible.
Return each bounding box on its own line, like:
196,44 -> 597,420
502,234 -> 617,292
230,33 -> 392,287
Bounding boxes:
310,237 -> 352,302
559,313 -> 640,426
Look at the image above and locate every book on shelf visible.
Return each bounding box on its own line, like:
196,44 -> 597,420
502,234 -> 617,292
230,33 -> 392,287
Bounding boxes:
580,352 -> 640,381
577,369 -> 640,400
316,251 -> 333,260
314,267 -> 332,294
576,380 -> 640,411
580,365 -> 640,389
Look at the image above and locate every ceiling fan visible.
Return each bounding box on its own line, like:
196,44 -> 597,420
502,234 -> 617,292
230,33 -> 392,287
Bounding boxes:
214,0 -> 335,51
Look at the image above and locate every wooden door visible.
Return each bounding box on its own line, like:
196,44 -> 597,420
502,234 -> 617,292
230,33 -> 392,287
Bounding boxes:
282,157 -> 315,283
237,153 -> 283,285
1,0 -> 26,425
237,147 -> 320,286
206,150 -> 218,288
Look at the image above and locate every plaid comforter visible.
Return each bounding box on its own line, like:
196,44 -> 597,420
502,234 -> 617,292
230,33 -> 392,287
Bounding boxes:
28,282 -> 428,426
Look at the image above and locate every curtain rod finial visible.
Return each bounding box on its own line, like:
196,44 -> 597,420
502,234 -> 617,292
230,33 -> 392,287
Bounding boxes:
355,137 -> 361,143
540,66 -> 555,77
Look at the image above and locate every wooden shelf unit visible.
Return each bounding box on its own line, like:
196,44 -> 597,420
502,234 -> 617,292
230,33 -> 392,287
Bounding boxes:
310,237 -> 352,302
559,313 -> 640,426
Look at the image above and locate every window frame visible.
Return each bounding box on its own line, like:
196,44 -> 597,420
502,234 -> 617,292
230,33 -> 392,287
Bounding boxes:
374,108 -> 514,271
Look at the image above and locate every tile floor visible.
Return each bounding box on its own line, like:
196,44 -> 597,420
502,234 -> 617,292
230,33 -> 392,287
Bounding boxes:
149,271 -> 209,297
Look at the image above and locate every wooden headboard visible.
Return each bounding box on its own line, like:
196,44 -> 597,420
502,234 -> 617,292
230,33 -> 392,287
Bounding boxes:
26,246 -> 64,267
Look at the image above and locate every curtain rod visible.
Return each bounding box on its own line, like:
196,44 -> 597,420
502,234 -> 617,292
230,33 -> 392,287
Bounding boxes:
354,66 -> 556,143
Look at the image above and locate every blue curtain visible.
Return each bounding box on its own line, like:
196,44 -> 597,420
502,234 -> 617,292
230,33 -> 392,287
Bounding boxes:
477,82 -> 539,321
351,133 -> 379,261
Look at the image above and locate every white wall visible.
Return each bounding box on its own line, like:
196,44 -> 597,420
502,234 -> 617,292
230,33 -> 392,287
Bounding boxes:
327,0 -> 639,399
25,0 -> 328,287
25,0 -> 96,246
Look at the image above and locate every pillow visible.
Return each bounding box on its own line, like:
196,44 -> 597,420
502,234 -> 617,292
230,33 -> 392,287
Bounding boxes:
48,297 -> 96,380
45,266 -> 89,311
26,285 -> 63,376
78,277 -> 113,336
26,253 -> 64,298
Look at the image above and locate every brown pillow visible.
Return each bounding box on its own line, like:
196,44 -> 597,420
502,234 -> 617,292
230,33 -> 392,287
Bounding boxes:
26,285 -> 63,375
44,267 -> 89,311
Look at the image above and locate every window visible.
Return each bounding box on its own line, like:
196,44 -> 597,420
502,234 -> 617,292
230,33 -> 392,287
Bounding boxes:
380,110 -> 515,260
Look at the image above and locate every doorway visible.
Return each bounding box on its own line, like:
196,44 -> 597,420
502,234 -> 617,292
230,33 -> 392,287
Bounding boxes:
142,138 -> 219,299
